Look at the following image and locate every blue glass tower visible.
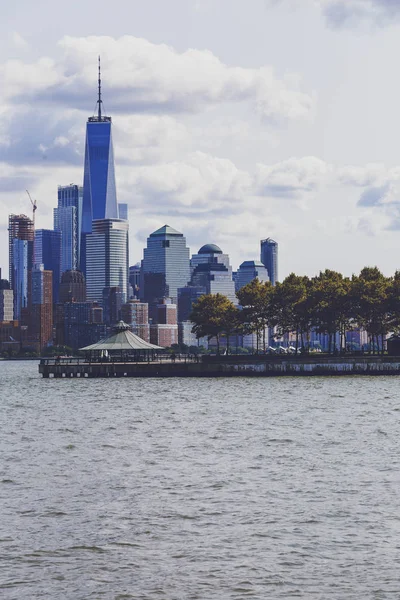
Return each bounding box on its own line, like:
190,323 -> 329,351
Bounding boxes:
81,58 -> 118,273
34,229 -> 62,303
54,184 -> 83,273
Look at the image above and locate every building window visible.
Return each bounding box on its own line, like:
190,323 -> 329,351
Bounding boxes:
162,240 -> 170,248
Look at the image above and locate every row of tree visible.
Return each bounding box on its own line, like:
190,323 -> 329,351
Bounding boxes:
190,267 -> 400,354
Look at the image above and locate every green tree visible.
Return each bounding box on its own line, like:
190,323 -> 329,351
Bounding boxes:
310,270 -> 352,353
270,274 -> 311,352
352,267 -> 391,354
190,293 -> 239,354
236,279 -> 274,352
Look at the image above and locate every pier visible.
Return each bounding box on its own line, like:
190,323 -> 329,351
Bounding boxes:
39,354 -> 400,378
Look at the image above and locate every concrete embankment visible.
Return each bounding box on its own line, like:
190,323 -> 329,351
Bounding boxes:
39,355 -> 400,378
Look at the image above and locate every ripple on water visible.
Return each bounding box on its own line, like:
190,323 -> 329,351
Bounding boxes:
0,362 -> 400,598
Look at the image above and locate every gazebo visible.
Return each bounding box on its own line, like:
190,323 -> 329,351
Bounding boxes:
80,321 -> 162,362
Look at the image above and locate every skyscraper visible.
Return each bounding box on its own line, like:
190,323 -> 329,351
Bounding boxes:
34,229 -> 62,303
141,225 -> 190,313
54,184 -> 83,273
9,215 -> 34,320
260,238 -> 278,285
189,244 -> 237,304
81,58 -> 118,273
85,219 -> 129,304
235,260 -> 269,292
31,264 -> 53,351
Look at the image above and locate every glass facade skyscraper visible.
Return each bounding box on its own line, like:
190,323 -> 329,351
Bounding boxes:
81,114 -> 118,272
12,239 -> 31,320
54,184 -> 83,273
8,214 -> 34,320
141,225 -> 191,312
260,238 -> 278,285
34,229 -> 62,303
189,244 -> 237,304
235,260 -> 269,292
85,219 -> 129,304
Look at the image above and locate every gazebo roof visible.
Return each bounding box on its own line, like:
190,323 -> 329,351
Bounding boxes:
80,321 -> 162,352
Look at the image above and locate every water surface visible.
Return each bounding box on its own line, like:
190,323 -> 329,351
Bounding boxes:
1,361 -> 400,599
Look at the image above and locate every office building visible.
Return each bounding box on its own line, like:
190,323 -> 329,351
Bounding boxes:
30,264 -> 53,351
86,219 -> 129,304
34,229 -> 62,303
235,260 -> 269,292
177,286 -> 205,323
190,244 -> 237,304
121,299 -> 150,342
102,286 -> 123,324
54,184 -> 83,273
63,301 -> 106,350
58,269 -> 86,304
129,263 -> 141,298
81,59 -> 118,273
141,225 -> 190,315
260,238 -> 278,285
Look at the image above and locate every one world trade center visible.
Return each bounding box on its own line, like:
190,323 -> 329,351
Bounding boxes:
80,57 -> 119,273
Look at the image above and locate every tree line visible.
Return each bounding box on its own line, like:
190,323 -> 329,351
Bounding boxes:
190,267 -> 400,354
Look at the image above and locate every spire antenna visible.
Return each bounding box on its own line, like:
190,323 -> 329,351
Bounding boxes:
97,55 -> 102,120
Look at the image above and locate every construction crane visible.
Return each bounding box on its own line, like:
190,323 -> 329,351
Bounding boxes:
26,190 -> 37,228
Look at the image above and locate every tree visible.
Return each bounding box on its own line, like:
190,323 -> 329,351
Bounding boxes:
190,294 -> 239,354
236,279 -> 274,352
270,274 -> 311,352
352,267 -> 391,354
310,270 -> 352,353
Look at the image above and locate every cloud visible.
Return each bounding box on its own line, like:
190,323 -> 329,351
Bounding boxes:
319,0 -> 400,28
0,35 -> 313,122
11,32 -> 29,50
255,156 -> 330,197
124,151 -> 252,215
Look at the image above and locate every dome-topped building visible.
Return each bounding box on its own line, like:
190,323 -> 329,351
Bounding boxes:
198,243 -> 222,255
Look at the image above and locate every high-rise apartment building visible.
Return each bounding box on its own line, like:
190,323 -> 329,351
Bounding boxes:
85,219 -> 129,304
54,184 -> 83,273
8,214 -> 34,319
0,288 -> 13,321
30,264 -> 53,351
34,229 -> 62,303
260,238 -> 278,285
150,298 -> 178,347
121,299 -> 150,342
141,225 -> 190,314
235,260 -> 269,292
81,59 -> 118,273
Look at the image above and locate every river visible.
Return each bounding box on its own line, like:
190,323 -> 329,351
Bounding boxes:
1,360 -> 399,599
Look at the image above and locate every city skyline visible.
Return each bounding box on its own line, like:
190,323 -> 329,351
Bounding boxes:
1,1 -> 400,278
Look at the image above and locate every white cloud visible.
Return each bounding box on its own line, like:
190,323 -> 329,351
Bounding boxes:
255,156 -> 331,197
0,35 -> 313,121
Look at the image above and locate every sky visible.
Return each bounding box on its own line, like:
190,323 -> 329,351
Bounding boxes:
1,0 -> 400,279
